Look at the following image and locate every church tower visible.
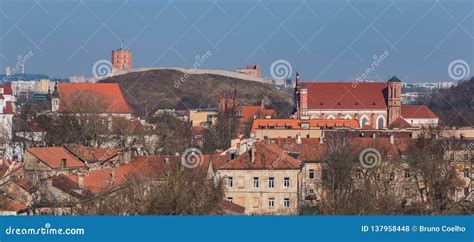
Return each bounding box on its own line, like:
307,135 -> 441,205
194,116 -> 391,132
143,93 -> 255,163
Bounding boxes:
387,76 -> 402,125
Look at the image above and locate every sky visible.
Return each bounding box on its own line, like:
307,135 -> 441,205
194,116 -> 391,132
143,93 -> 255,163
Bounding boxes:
0,0 -> 472,83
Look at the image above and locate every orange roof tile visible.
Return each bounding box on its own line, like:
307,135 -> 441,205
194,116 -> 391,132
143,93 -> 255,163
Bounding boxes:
251,119 -> 359,132
241,105 -> 276,122
27,147 -> 86,169
219,142 -> 302,170
388,117 -> 414,129
64,145 -> 121,164
58,83 -> 133,114
0,195 -> 27,212
401,105 -> 439,119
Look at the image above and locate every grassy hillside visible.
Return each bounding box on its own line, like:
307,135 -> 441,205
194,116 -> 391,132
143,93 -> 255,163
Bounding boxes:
100,69 -> 293,117
425,77 -> 474,127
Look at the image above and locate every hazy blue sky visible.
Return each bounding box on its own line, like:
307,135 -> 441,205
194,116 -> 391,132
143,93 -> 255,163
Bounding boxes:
0,0 -> 472,82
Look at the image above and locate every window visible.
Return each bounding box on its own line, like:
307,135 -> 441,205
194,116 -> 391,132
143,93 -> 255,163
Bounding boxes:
226,197 -> 233,203
464,153 -> 469,161
268,198 -> 275,208
268,177 -> 275,188
309,188 -> 314,194
309,169 -> 315,180
464,169 -> 470,178
404,169 -> 410,178
283,198 -> 290,208
252,197 -> 259,208
464,187 -> 470,196
283,177 -> 290,188
227,177 -> 233,188
253,177 -> 259,188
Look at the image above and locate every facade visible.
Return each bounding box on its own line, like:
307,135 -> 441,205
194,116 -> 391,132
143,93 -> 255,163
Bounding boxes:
23,147 -> 87,184
217,142 -> 302,215
293,75 -> 438,129
112,49 -> 132,72
251,119 -> 359,139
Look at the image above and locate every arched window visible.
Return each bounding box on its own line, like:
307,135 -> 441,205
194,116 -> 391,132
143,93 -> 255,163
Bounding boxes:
360,115 -> 370,128
344,114 -> 353,120
376,115 -> 385,130
327,115 -> 336,120
310,114 -> 318,120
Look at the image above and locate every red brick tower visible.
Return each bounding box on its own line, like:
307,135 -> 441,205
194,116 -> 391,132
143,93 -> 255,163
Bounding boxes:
387,76 -> 402,125
112,42 -> 132,72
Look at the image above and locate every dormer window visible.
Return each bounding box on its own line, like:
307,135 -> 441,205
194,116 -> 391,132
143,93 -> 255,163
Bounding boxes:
61,158 -> 67,168
0,88 -> 4,94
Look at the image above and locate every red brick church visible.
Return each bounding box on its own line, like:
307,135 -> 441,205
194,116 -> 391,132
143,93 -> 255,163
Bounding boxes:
293,74 -> 438,129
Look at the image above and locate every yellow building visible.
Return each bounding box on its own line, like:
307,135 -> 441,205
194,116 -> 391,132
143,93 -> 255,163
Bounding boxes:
187,109 -> 218,127
217,142 -> 302,215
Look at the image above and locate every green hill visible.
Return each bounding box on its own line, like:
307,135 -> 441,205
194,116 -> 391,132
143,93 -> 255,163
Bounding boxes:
100,69 -> 293,117
426,77 -> 474,127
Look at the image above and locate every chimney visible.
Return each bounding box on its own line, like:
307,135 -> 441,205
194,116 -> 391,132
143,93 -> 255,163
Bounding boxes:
390,134 -> 395,144
78,173 -> 84,188
372,133 -> 376,139
319,138 -> 324,144
296,134 -> 302,144
249,145 -> 256,163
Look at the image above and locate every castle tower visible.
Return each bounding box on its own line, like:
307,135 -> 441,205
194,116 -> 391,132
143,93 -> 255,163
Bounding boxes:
112,42 -> 132,72
387,76 -> 402,124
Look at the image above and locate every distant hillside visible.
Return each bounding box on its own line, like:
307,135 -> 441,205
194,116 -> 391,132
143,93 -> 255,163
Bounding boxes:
425,77 -> 474,127
100,69 -> 293,117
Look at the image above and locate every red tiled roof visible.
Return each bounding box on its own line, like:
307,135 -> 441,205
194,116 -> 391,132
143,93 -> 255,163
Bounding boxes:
401,105 -> 438,119
300,82 -> 388,110
0,160 -> 23,178
273,137 -> 410,161
215,200 -> 245,214
273,138 -> 327,161
10,178 -> 34,192
64,145 -> 121,164
58,83 -> 133,114
219,142 -> 302,170
52,175 -> 93,199
69,156 -> 170,194
251,119 -> 359,132
0,195 -> 27,212
27,147 -> 86,169
241,106 -> 276,122
388,117 -> 414,129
